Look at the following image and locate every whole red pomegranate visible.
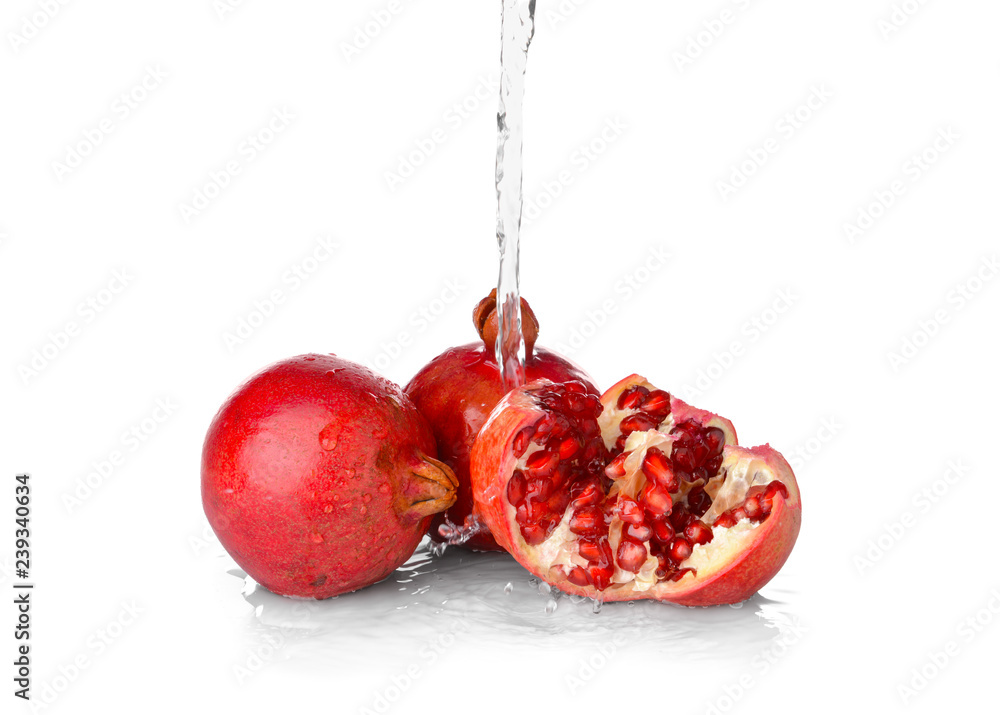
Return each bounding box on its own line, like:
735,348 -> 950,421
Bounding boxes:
471,375 -> 801,606
405,290 -> 599,551
202,354 -> 457,599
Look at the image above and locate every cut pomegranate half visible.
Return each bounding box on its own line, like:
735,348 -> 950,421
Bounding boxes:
470,375 -> 801,606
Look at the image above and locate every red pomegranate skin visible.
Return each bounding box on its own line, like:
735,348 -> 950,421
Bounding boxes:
202,354 -> 456,599
406,342 -> 597,550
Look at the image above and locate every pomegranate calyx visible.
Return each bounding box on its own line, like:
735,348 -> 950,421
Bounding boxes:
399,454 -> 459,520
472,289 -> 540,359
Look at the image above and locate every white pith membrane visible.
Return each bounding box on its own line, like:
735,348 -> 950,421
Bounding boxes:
504,381 -> 782,593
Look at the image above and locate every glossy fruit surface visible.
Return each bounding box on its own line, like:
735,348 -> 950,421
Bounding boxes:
202,354 -> 457,599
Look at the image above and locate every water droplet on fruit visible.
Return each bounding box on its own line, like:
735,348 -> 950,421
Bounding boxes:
360,506 -> 367,515
323,504 -> 333,513
378,483 -> 390,494
372,426 -> 388,439
503,582 -> 513,595
344,468 -> 355,478
363,493 -> 372,503
545,599 -> 558,614
311,533 -> 324,544
319,423 -> 340,451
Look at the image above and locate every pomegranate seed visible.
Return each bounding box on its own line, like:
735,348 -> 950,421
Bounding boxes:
640,448 -> 678,491
713,513 -> 738,529
558,437 -> 582,460
668,567 -> 695,582
589,563 -> 614,590
687,487 -> 712,517
524,450 -> 559,479
670,505 -> 695,531
625,522 -> 652,542
563,380 -> 587,394
566,392 -> 587,414
731,507 -> 748,522
614,434 -> 627,452
569,506 -> 607,536
650,518 -> 675,544
521,523 -> 550,545
577,537 -> 604,563
620,413 -> 656,435
534,414 -> 556,440
766,481 -> 789,500
617,385 -> 649,411
641,481 -> 673,516
671,446 -> 695,472
744,495 -> 762,520
513,426 -> 534,458
566,566 -> 590,587
640,389 -> 671,418
669,537 -> 693,562
582,394 -> 603,418
525,478 -> 554,503
689,467 -> 709,483
617,538 -> 648,573
570,477 -> 603,508
684,520 -> 714,546
605,451 -> 630,479
704,427 -> 725,455
617,495 -> 645,525
506,471 -> 527,506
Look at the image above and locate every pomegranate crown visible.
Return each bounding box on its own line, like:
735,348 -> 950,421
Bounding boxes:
472,289 -> 540,359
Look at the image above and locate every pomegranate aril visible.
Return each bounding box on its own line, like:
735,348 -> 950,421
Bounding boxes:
589,563 -> 614,590
668,567 -> 695,582
641,481 -> 673,516
524,449 -> 559,479
684,520 -> 714,546
525,477 -> 554,504
671,446 -> 695,472
570,476 -> 604,508
563,380 -> 587,394
558,437 -> 581,460
669,537 -> 693,562
713,512 -> 738,529
687,487 -> 712,517
620,413 -> 657,435
650,518 -> 675,544
577,537 -> 604,563
744,495 -> 762,520
566,393 -> 588,414
704,427 -> 725,455
614,434 -> 628,452
731,507 -> 748,522
521,522 -> 554,546
605,451 -> 630,479
617,385 -> 649,410
580,419 -> 601,439
641,448 -> 677,491
566,565 -> 590,587
625,522 -> 652,542
640,390 -> 671,417
506,471 -> 527,506
670,506 -> 696,531
617,538 -> 648,573
569,506 -> 607,536
765,481 -> 789,501
617,495 -> 645,525
513,426 -> 534,458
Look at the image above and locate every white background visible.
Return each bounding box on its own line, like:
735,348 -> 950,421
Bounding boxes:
2,0 -> 999,713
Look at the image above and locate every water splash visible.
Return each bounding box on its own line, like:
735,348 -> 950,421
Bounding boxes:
494,0 -> 536,391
